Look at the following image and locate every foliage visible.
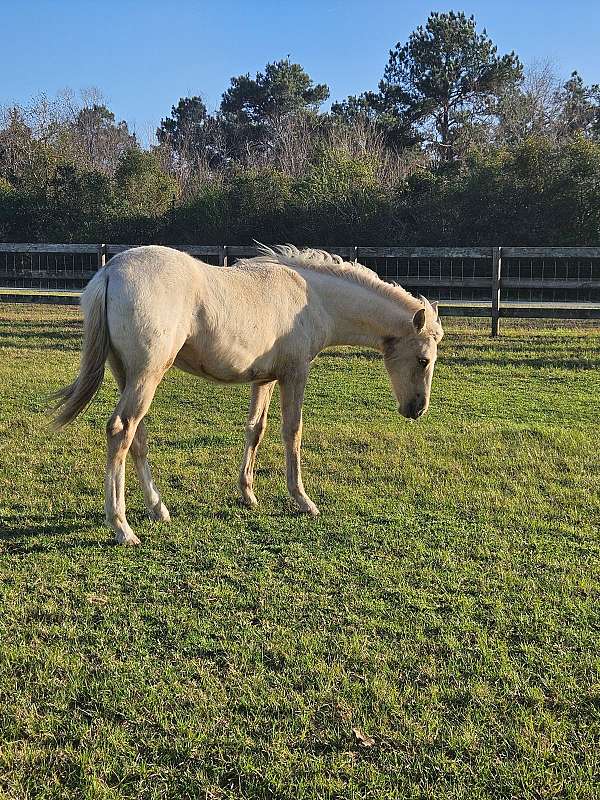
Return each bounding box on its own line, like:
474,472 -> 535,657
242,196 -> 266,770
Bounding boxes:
221,58 -> 329,124
0,107 -> 58,191
157,96 -> 210,152
377,11 -> 523,161
301,145 -> 377,201
68,104 -> 136,174
293,146 -> 386,243
47,164 -> 115,242
220,59 -> 329,159
166,184 -> 231,243
114,148 -> 178,218
157,96 -> 226,169
557,71 -> 600,139
330,91 -> 418,151
388,135 -> 600,245
1,12 -> 600,244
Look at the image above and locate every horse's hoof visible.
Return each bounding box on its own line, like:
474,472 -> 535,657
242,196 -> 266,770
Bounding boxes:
298,501 -> 320,517
241,492 -> 258,509
115,531 -> 141,546
149,501 -> 171,523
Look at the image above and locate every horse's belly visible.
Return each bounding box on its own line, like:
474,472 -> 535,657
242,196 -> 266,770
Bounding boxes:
174,344 -> 275,384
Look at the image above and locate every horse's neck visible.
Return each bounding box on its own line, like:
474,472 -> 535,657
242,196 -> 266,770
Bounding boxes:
310,274 -> 412,349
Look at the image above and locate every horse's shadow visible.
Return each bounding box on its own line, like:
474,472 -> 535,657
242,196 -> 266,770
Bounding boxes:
0,511 -> 111,553
2,495 -> 327,555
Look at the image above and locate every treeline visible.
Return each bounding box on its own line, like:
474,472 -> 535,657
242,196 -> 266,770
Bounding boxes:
2,11 -> 600,245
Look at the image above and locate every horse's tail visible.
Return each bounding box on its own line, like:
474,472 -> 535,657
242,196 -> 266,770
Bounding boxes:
52,268 -> 110,428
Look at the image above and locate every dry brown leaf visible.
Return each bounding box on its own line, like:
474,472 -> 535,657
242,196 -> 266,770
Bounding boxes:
86,593 -> 109,605
352,727 -> 375,747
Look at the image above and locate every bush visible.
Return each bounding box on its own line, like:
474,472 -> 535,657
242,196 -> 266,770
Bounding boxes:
1,136 -> 600,245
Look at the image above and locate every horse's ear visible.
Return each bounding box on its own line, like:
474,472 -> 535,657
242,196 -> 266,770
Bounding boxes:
430,301 -> 439,320
412,307 -> 426,332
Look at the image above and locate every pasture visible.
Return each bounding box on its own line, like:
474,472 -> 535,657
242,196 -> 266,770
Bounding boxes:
0,303 -> 599,799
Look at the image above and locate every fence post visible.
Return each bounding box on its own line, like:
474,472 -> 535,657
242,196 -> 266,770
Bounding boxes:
97,243 -> 106,269
219,245 -> 228,267
352,246 -> 358,263
491,246 -> 502,337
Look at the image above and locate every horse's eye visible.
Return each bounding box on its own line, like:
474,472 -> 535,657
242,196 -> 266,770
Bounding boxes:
418,358 -> 430,368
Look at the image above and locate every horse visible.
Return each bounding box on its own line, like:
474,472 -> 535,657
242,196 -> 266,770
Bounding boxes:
53,244 -> 444,545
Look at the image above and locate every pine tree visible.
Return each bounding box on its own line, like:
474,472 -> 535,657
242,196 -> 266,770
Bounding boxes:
377,11 -> 523,160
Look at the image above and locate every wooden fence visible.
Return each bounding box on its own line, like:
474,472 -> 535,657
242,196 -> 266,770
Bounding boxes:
1,243 -> 599,336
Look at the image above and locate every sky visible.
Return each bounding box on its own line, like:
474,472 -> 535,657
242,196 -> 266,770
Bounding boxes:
2,0 -> 599,144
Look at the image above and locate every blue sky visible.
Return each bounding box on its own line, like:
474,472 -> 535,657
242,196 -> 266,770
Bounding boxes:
2,1 -> 599,144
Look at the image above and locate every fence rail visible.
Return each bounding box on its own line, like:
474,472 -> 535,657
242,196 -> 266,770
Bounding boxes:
1,243 -> 599,335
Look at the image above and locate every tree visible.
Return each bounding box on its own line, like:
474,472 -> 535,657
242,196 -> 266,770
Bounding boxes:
0,93 -> 136,180
157,96 -> 225,167
376,11 -> 523,161
47,163 -> 115,240
69,104 -> 136,174
494,61 -> 562,146
0,106 -> 56,190
330,94 -> 377,125
220,59 -> 329,158
158,97 -> 209,150
115,148 -> 178,217
330,91 -> 419,151
557,72 -> 600,139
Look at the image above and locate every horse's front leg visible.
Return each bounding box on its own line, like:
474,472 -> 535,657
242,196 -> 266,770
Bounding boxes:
279,371 -> 319,517
239,381 -> 276,507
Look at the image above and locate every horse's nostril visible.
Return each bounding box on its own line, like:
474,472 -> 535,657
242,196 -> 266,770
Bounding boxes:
408,399 -> 427,419
403,399 -> 426,420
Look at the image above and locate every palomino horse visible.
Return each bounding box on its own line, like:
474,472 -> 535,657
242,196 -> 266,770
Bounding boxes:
54,245 -> 444,545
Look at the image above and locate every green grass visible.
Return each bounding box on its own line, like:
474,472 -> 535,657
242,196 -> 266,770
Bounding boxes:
0,304 -> 599,800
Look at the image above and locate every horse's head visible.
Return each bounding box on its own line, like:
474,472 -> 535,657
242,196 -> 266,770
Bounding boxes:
382,297 -> 444,420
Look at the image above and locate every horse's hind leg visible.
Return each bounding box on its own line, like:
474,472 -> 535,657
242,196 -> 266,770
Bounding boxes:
105,376 -> 162,545
130,419 -> 170,522
239,381 -> 276,507
108,353 -> 169,525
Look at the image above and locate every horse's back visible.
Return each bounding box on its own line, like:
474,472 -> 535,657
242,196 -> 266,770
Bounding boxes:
108,245 -> 205,295
102,245 -> 326,382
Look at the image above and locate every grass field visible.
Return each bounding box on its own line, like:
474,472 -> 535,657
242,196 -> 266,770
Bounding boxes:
0,303 -> 599,800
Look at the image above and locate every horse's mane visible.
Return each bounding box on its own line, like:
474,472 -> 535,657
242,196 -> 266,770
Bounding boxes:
246,244 -> 422,311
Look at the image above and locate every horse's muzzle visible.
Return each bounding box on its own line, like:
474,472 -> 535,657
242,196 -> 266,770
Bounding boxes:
401,400 -> 427,420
